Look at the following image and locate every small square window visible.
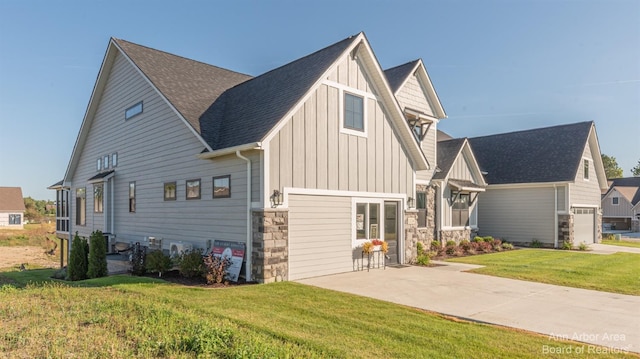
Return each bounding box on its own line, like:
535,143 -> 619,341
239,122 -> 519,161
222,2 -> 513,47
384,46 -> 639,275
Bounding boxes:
96,158 -> 102,171
125,101 -> 143,120
612,197 -> 619,205
213,175 -> 231,198
164,182 -> 176,201
186,179 -> 201,200
344,93 -> 364,131
103,155 -> 109,169
112,153 -> 118,167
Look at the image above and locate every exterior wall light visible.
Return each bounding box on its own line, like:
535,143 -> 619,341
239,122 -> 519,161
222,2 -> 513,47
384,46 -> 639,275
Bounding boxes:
270,190 -> 283,208
407,196 -> 415,209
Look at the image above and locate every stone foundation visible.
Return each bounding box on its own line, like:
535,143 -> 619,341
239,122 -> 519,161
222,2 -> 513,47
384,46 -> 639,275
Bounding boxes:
414,184 -> 437,254
439,229 -> 471,244
252,209 -> 289,283
596,212 -> 602,243
558,213 -> 573,248
404,210 -> 418,263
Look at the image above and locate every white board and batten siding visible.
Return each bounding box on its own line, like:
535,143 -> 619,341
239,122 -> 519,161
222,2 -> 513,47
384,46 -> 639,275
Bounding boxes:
70,51 -> 260,249
602,190 -> 633,217
442,150 -> 481,228
478,187 -> 556,245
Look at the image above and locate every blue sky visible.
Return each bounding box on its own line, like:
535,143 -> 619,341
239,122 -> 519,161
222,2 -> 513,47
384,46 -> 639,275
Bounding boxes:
1,0 -> 638,200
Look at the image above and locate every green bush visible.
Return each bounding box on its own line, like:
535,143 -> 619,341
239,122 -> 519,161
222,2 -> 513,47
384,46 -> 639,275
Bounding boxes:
67,232 -> 88,281
530,239 -> 543,248
146,250 -> 173,277
445,240 -> 457,247
177,249 -> 205,278
472,236 -> 484,243
459,239 -> 472,252
430,240 -> 441,251
578,242 -> 588,251
51,267 -> 67,280
416,242 -> 430,265
483,236 -> 494,243
87,230 -> 108,279
502,242 -> 514,250
561,241 -> 572,250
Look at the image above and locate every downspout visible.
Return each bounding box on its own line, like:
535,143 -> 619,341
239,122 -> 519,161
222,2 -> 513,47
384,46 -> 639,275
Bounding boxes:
235,151 -> 252,282
110,178 -> 115,242
435,183 -> 441,241
103,181 -> 108,233
554,184 -> 558,248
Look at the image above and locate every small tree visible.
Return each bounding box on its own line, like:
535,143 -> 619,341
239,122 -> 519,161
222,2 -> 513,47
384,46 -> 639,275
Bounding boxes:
632,159 -> 640,177
87,230 -> 108,278
67,232 -> 88,281
146,250 -> 173,277
601,154 -> 623,179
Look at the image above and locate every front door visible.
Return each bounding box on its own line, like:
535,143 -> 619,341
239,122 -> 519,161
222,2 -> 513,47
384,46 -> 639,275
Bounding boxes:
384,202 -> 399,265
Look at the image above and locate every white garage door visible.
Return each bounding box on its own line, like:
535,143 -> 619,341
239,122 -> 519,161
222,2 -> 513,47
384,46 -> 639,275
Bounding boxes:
574,208 -> 595,244
288,195 -> 354,280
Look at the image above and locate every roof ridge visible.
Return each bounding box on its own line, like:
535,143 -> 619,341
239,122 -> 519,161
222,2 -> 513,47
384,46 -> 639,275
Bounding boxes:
112,38 -> 253,78
470,121 -> 593,140
384,59 -> 420,72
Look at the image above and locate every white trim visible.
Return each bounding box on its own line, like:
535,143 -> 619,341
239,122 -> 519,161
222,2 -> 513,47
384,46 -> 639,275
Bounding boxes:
351,198 -> 386,248
571,204 -> 600,208
582,157 -> 591,181
339,90 -> 368,138
321,80 -> 378,100
261,147 -> 268,208
198,142 -> 262,159
282,187 -> 407,208
612,197 -> 620,206
487,181 -> 572,190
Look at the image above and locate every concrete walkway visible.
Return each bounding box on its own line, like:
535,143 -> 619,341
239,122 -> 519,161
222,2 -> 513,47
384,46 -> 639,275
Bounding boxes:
297,263 -> 639,353
589,243 -> 640,254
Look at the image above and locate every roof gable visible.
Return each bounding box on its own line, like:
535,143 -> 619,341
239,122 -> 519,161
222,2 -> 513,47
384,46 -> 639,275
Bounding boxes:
605,177 -> 640,206
469,122 -> 602,185
433,138 -> 486,186
0,187 -> 25,211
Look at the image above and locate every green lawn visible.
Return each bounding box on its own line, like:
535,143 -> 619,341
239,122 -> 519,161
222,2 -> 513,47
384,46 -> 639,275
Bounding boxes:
602,239 -> 640,248
0,270 -> 633,358
448,249 -> 640,295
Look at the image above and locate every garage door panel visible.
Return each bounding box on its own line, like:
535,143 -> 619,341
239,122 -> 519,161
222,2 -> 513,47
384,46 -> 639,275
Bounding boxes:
574,208 -> 595,244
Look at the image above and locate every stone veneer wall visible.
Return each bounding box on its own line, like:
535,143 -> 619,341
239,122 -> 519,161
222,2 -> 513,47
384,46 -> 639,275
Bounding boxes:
415,184 -> 437,247
404,210 -> 418,263
558,213 -> 573,248
596,212 -> 602,243
251,209 -> 288,283
439,229 -> 471,244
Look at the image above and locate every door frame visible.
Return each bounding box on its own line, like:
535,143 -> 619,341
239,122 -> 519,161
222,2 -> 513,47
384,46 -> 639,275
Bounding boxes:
351,197 -> 404,264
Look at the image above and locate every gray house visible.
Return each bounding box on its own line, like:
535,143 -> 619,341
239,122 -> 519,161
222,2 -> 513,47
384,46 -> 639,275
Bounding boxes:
601,177 -> 640,232
469,122 -> 608,247
0,187 -> 26,228
51,32 -> 483,282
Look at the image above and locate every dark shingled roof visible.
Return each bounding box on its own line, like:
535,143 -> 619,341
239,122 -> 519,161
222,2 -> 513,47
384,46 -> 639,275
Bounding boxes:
0,187 -> 26,211
433,138 -> 466,180
606,177 -> 640,206
201,34 -> 359,150
468,121 -> 593,185
383,60 -> 419,93
87,170 -> 115,182
113,39 -> 252,135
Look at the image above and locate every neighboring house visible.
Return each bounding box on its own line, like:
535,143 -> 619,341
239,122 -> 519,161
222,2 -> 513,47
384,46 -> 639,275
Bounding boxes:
601,177 -> 640,232
0,187 -> 26,229
51,32 -> 469,282
469,122 -> 608,247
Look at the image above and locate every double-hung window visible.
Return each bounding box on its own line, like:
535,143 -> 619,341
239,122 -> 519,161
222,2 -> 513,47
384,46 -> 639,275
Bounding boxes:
94,184 -> 103,213
76,188 -> 86,225
416,192 -> 427,228
452,194 -> 469,227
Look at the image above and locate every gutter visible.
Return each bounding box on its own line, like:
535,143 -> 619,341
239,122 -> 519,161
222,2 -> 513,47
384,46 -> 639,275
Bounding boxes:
235,151 -> 252,282
554,184 -> 558,248
199,143 -> 262,160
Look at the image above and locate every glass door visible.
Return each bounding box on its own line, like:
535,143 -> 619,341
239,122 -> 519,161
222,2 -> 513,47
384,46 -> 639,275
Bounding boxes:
384,201 -> 399,265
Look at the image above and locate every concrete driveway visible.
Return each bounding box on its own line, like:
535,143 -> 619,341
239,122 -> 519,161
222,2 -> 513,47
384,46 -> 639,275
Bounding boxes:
297,263 -> 639,353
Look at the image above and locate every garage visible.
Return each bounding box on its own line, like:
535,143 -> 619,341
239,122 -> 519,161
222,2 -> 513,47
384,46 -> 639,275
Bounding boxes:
288,194 -> 354,280
573,207 -> 595,244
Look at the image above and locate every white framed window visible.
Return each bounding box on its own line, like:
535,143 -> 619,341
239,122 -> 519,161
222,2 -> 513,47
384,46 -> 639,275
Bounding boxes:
583,159 -> 590,180
612,197 -> 619,205
93,184 -> 103,213
186,179 -> 201,200
344,93 -> 364,131
112,153 -> 118,167
103,155 -> 109,169
125,101 -> 143,120
96,158 -> 102,171
416,192 -> 427,228
8,214 -> 21,225
352,198 -> 385,247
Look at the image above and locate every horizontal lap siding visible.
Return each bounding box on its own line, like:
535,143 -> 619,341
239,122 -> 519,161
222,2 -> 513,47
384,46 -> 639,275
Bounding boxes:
70,52 -> 257,249
288,195 -> 352,280
569,141 -> 602,207
478,187 -> 555,244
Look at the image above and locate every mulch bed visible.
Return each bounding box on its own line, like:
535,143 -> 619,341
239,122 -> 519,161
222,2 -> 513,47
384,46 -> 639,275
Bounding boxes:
143,270 -> 257,288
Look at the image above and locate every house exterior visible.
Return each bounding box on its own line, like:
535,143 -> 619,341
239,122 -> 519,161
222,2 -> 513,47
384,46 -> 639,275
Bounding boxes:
601,177 -> 640,232
469,122 -> 608,247
0,187 -> 26,229
52,32 -> 487,282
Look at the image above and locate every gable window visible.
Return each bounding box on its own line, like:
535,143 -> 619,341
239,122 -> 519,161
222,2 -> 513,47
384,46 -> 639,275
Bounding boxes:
94,184 -> 103,213
112,153 -> 118,167
344,93 -> 364,131
96,158 -> 102,171
413,124 -> 423,142
213,175 -> 231,198
452,194 -> 469,227
103,155 -> 109,169
125,101 -> 143,120
583,159 -> 590,180
76,188 -> 86,225
9,214 -> 21,225
129,182 -> 136,212
164,182 -> 176,201
416,192 -> 427,228
186,179 -> 201,200
612,197 -> 619,205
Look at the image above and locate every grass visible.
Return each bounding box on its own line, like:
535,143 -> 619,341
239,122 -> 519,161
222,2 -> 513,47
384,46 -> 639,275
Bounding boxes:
448,249 -> 640,295
602,239 -> 640,248
0,270 -> 635,358
0,222 -> 58,249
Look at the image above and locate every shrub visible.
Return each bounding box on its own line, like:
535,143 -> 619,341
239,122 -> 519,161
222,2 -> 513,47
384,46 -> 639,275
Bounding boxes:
578,242 -> 588,251
146,250 -> 173,277
51,267 -> 67,280
417,242 -> 425,255
67,232 -> 88,281
478,241 -> 492,253
203,252 -> 233,284
459,239 -> 472,252
482,236 -> 494,243
502,242 -> 514,250
530,239 -> 543,248
87,230 -> 108,279
130,242 -> 147,276
430,240 -> 441,251
473,236 -> 484,243
177,249 -> 205,278
491,239 -> 502,250
415,242 -> 430,265
561,241 -> 572,250
445,240 -> 457,247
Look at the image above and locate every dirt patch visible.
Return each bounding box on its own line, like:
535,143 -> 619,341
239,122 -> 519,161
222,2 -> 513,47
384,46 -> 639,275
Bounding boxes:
0,246 -> 59,270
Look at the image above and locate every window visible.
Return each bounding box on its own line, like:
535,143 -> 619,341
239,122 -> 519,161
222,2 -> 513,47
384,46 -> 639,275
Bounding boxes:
416,192 -> 427,227
129,182 -> 136,212
452,194 -> 469,227
103,155 -> 109,169
413,124 -> 423,142
125,101 -> 143,120
355,202 -> 379,240
186,179 -> 201,200
9,214 -> 21,225
76,188 -> 86,225
96,158 -> 102,171
612,197 -> 619,205
344,93 -> 364,131
112,153 -> 118,167
213,175 -> 231,198
583,159 -> 590,180
164,182 -> 176,201
94,184 -> 103,213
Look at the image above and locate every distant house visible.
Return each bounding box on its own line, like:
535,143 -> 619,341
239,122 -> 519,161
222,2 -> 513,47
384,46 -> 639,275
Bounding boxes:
469,122 -> 608,247
0,187 -> 26,229
601,177 -> 640,232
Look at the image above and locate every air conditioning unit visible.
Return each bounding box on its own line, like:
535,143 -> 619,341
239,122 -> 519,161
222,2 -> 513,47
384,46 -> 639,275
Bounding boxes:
170,241 -> 193,257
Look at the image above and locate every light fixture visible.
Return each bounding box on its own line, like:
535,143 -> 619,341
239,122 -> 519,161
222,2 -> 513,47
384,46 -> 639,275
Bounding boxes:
270,190 -> 283,208
407,196 -> 415,209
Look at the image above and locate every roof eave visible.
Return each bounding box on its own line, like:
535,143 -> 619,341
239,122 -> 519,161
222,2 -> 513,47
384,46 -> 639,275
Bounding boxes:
198,142 -> 263,159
